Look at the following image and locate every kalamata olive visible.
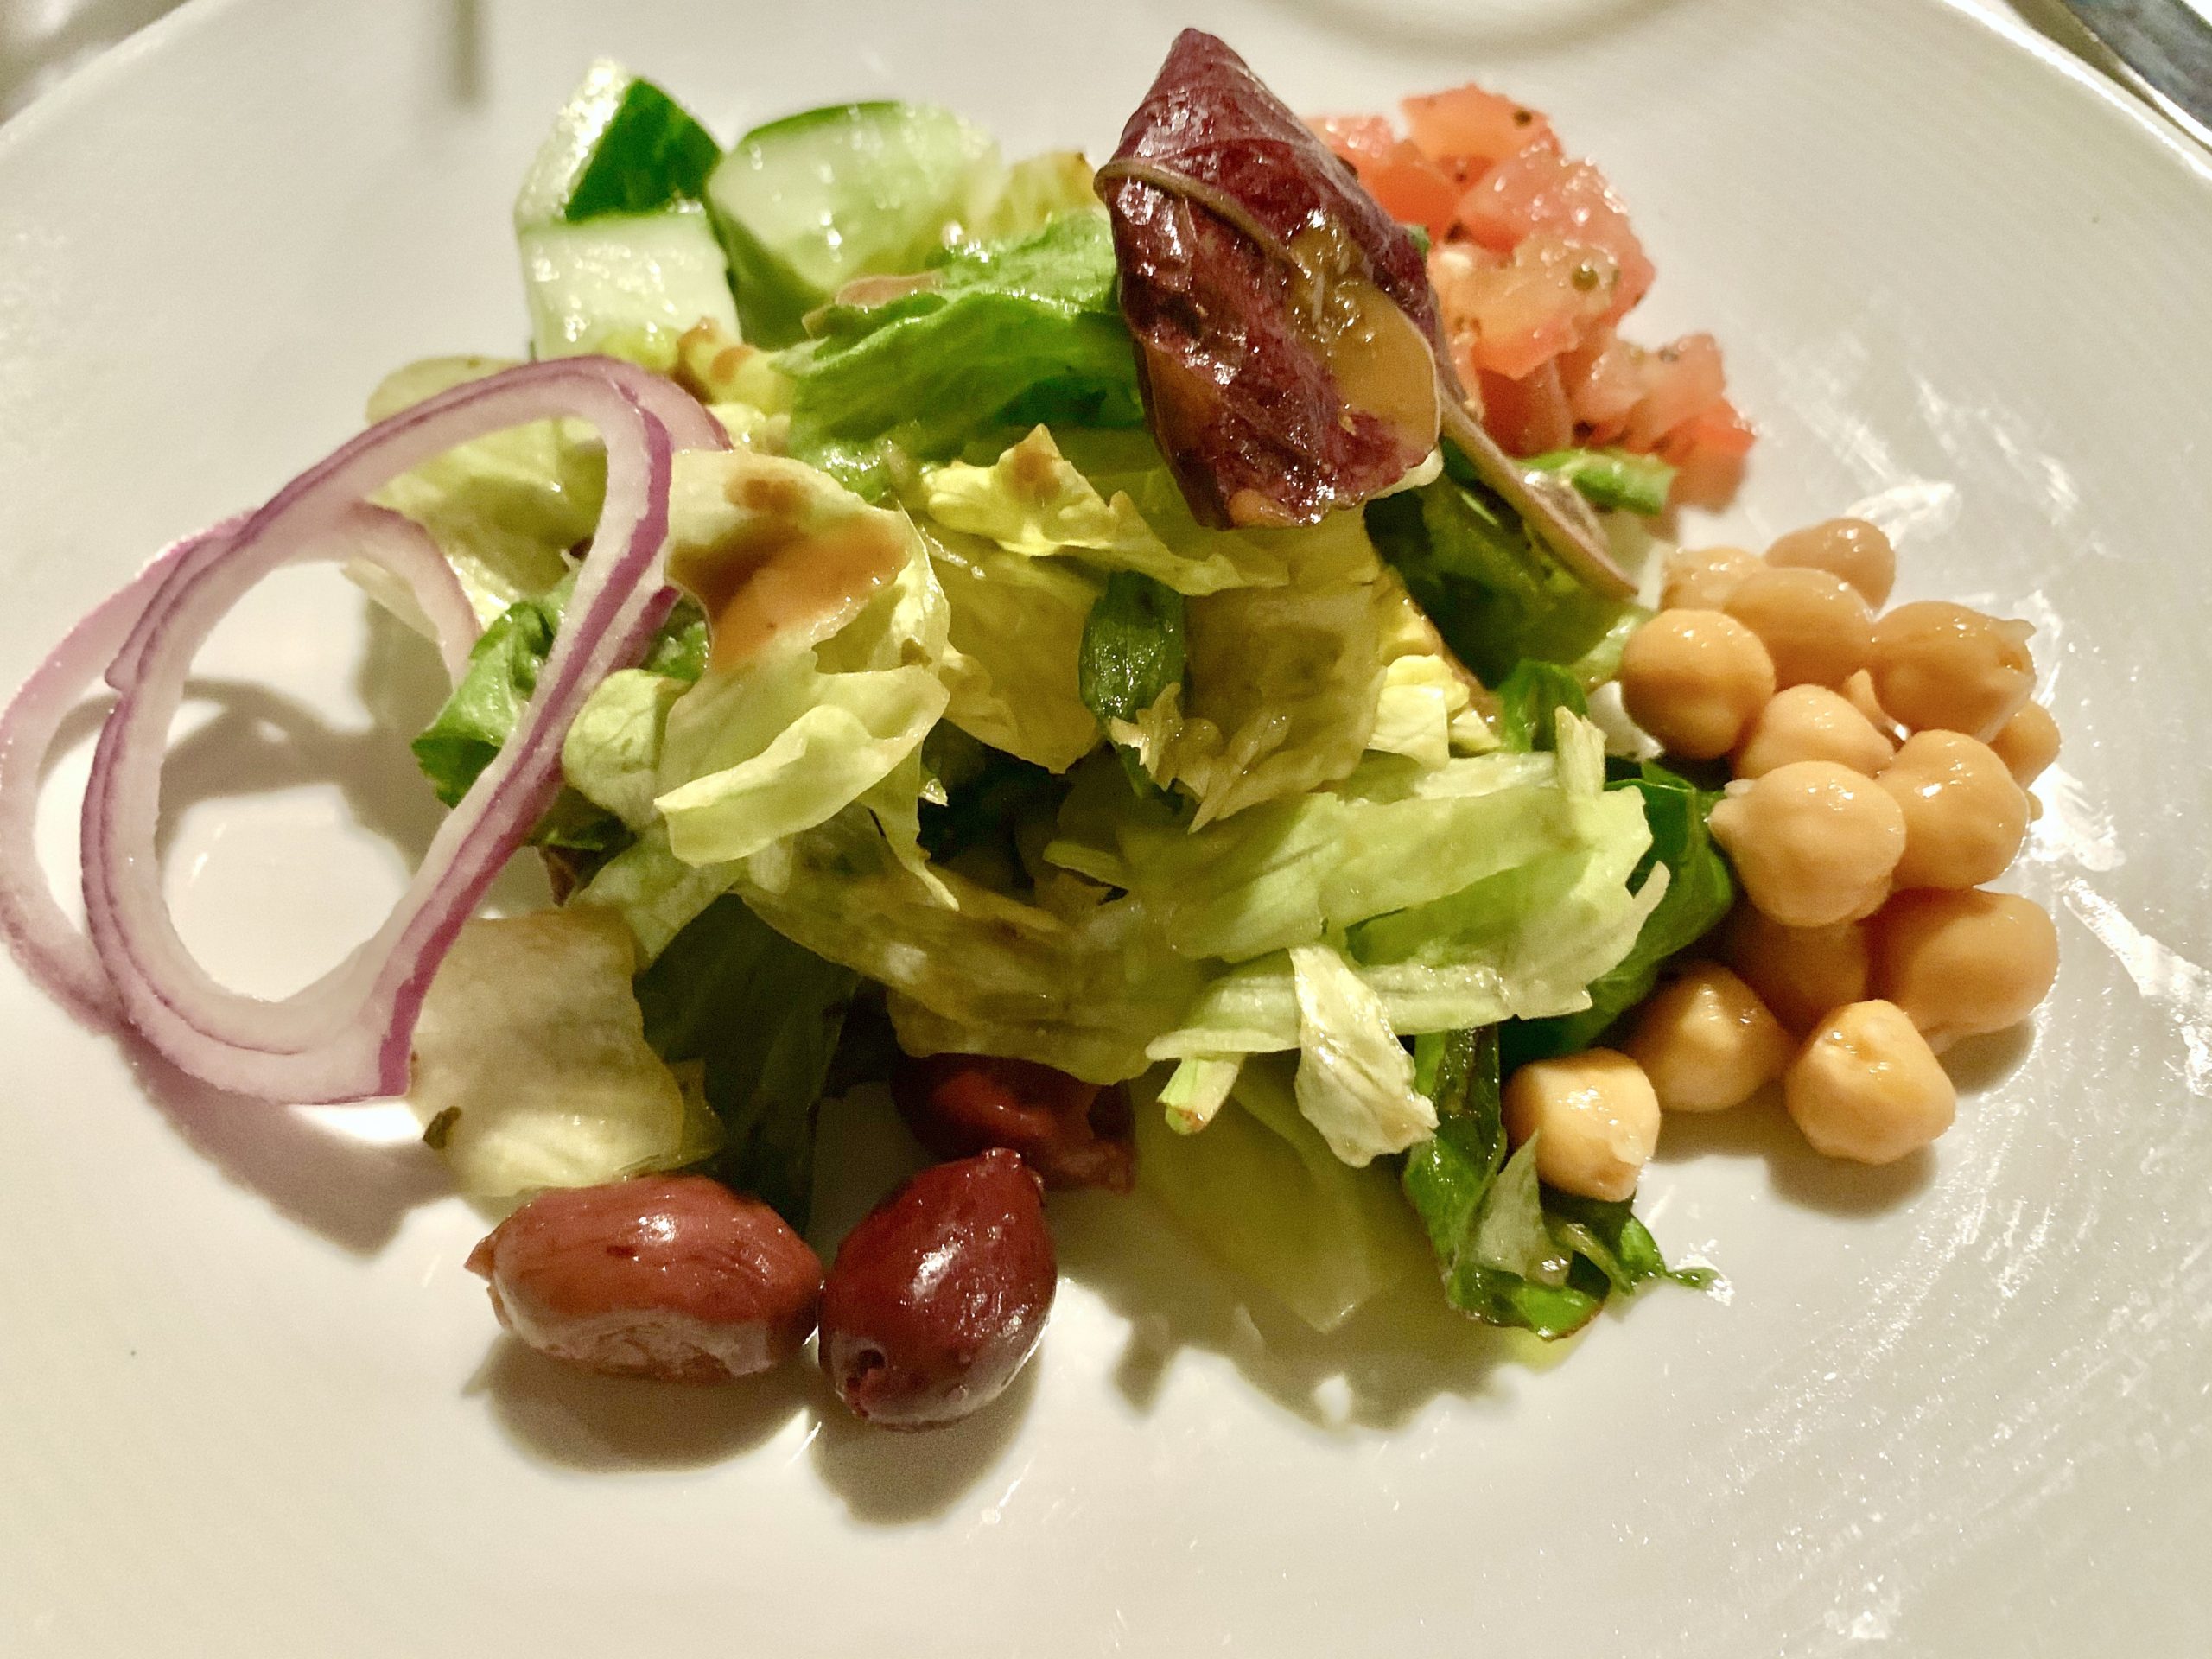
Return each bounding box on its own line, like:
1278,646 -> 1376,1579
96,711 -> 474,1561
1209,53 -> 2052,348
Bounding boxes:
466,1175 -> 822,1384
818,1149 -> 1056,1429
891,1052 -> 1135,1192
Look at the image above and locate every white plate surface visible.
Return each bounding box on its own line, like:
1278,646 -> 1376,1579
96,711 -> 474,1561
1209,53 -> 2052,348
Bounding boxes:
3,1 -> 2209,1654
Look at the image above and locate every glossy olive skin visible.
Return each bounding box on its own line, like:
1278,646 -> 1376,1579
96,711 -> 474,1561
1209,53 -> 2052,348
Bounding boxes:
818,1150 -> 1057,1429
891,1052 -> 1135,1192
466,1175 -> 823,1384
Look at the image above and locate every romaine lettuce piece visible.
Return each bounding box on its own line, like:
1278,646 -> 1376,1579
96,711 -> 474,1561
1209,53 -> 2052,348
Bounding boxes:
407,910 -> 717,1198
1503,757 -> 1734,1065
633,895 -> 859,1227
709,101 -> 1002,346
1525,448 -> 1675,518
650,451 -> 950,865
779,214 -> 1144,479
1078,570 -> 1185,730
1132,1057 -> 1431,1332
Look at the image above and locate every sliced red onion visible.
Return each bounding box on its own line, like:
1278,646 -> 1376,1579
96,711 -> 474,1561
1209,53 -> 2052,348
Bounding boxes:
0,506 -> 478,1031
53,355 -> 721,1103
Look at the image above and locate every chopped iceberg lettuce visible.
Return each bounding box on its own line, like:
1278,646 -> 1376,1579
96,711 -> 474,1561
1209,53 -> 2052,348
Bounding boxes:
365,357 -> 605,617
651,450 -> 950,865
406,910 -> 718,1198
925,523 -> 1102,772
1288,944 -> 1437,1166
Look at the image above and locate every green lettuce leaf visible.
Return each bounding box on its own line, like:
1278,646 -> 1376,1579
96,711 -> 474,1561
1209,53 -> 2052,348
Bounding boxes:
1079,570 -> 1186,728
925,522 -> 1103,772
1365,467 -> 1640,688
1503,758 -> 1735,1066
778,214 -> 1144,482
1287,944 -> 1437,1166
651,451 -> 950,866
919,425 -> 1285,594
365,357 -> 606,618
633,895 -> 860,1228
734,807 -> 1205,1084
1401,1027 -> 1713,1338
1525,448 -> 1675,518
1133,1055 -> 1431,1332
406,910 -> 718,1198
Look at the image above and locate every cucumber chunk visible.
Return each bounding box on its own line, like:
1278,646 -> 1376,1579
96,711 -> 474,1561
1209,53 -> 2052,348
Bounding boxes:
515,60 -> 721,230
707,101 -> 1000,345
521,206 -> 740,371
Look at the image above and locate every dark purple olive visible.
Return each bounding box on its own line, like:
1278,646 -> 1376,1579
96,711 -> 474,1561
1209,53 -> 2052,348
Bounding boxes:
467,1176 -> 822,1384
891,1052 -> 1135,1192
818,1149 -> 1057,1429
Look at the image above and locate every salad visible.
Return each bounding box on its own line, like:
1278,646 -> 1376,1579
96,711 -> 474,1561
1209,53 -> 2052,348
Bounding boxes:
0,30 -> 2060,1429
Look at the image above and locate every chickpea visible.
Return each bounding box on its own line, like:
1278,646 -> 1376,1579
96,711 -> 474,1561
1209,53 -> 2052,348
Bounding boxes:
1869,601 -> 2034,740
1724,907 -> 1872,1034
1987,700 -> 2061,788
1624,963 -> 1792,1112
1872,888 -> 2059,1050
1723,566 -> 1874,689
1840,670 -> 1903,741
1708,760 -> 1907,928
1660,544 -> 1759,612
1784,1000 -> 1956,1164
1732,684 -> 1897,779
1502,1049 -> 1661,1202
1876,729 -> 2029,890
1618,609 -> 1777,760
1764,518 -> 1897,607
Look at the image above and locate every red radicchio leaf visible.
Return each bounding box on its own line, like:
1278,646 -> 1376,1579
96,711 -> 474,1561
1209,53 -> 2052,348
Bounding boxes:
1099,29 -> 1630,594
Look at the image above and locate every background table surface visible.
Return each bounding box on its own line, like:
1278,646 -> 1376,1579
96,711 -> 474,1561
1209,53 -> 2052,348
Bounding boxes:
0,0 -> 2202,130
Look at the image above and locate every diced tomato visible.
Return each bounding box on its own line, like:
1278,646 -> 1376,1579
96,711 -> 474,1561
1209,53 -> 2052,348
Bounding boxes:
1308,113 -> 1397,172
1402,84 -> 1558,170
1433,234 -> 1614,380
1660,398 -> 1756,507
1363,141 -> 1463,239
1623,332 -> 1726,450
1478,361 -> 1575,455
1557,325 -> 1645,446
1455,149 -> 1654,322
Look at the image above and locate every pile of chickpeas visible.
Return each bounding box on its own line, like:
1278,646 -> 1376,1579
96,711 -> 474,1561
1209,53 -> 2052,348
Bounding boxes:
1502,518 -> 2061,1198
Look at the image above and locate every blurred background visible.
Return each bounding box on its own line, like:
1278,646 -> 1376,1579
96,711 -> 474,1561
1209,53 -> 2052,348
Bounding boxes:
0,0 -> 2190,124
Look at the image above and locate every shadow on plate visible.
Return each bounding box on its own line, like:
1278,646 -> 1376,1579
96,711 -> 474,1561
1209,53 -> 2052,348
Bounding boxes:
1052,1186 -> 1536,1434
1649,1023 -> 2035,1214
22,602 -> 512,1255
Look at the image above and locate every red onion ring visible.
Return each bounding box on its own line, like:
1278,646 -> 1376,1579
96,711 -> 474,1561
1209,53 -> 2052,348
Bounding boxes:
7,355 -> 721,1103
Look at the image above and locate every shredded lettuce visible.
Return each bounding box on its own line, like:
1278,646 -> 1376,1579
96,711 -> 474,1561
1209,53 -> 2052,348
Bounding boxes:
651,451 -> 950,865
1078,570 -> 1186,730
407,910 -> 717,1198
1288,944 -> 1437,1165
920,426 -> 1284,594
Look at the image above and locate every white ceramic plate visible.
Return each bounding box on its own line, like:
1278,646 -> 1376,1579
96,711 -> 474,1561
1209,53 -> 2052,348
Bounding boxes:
4,1 -> 2209,1653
